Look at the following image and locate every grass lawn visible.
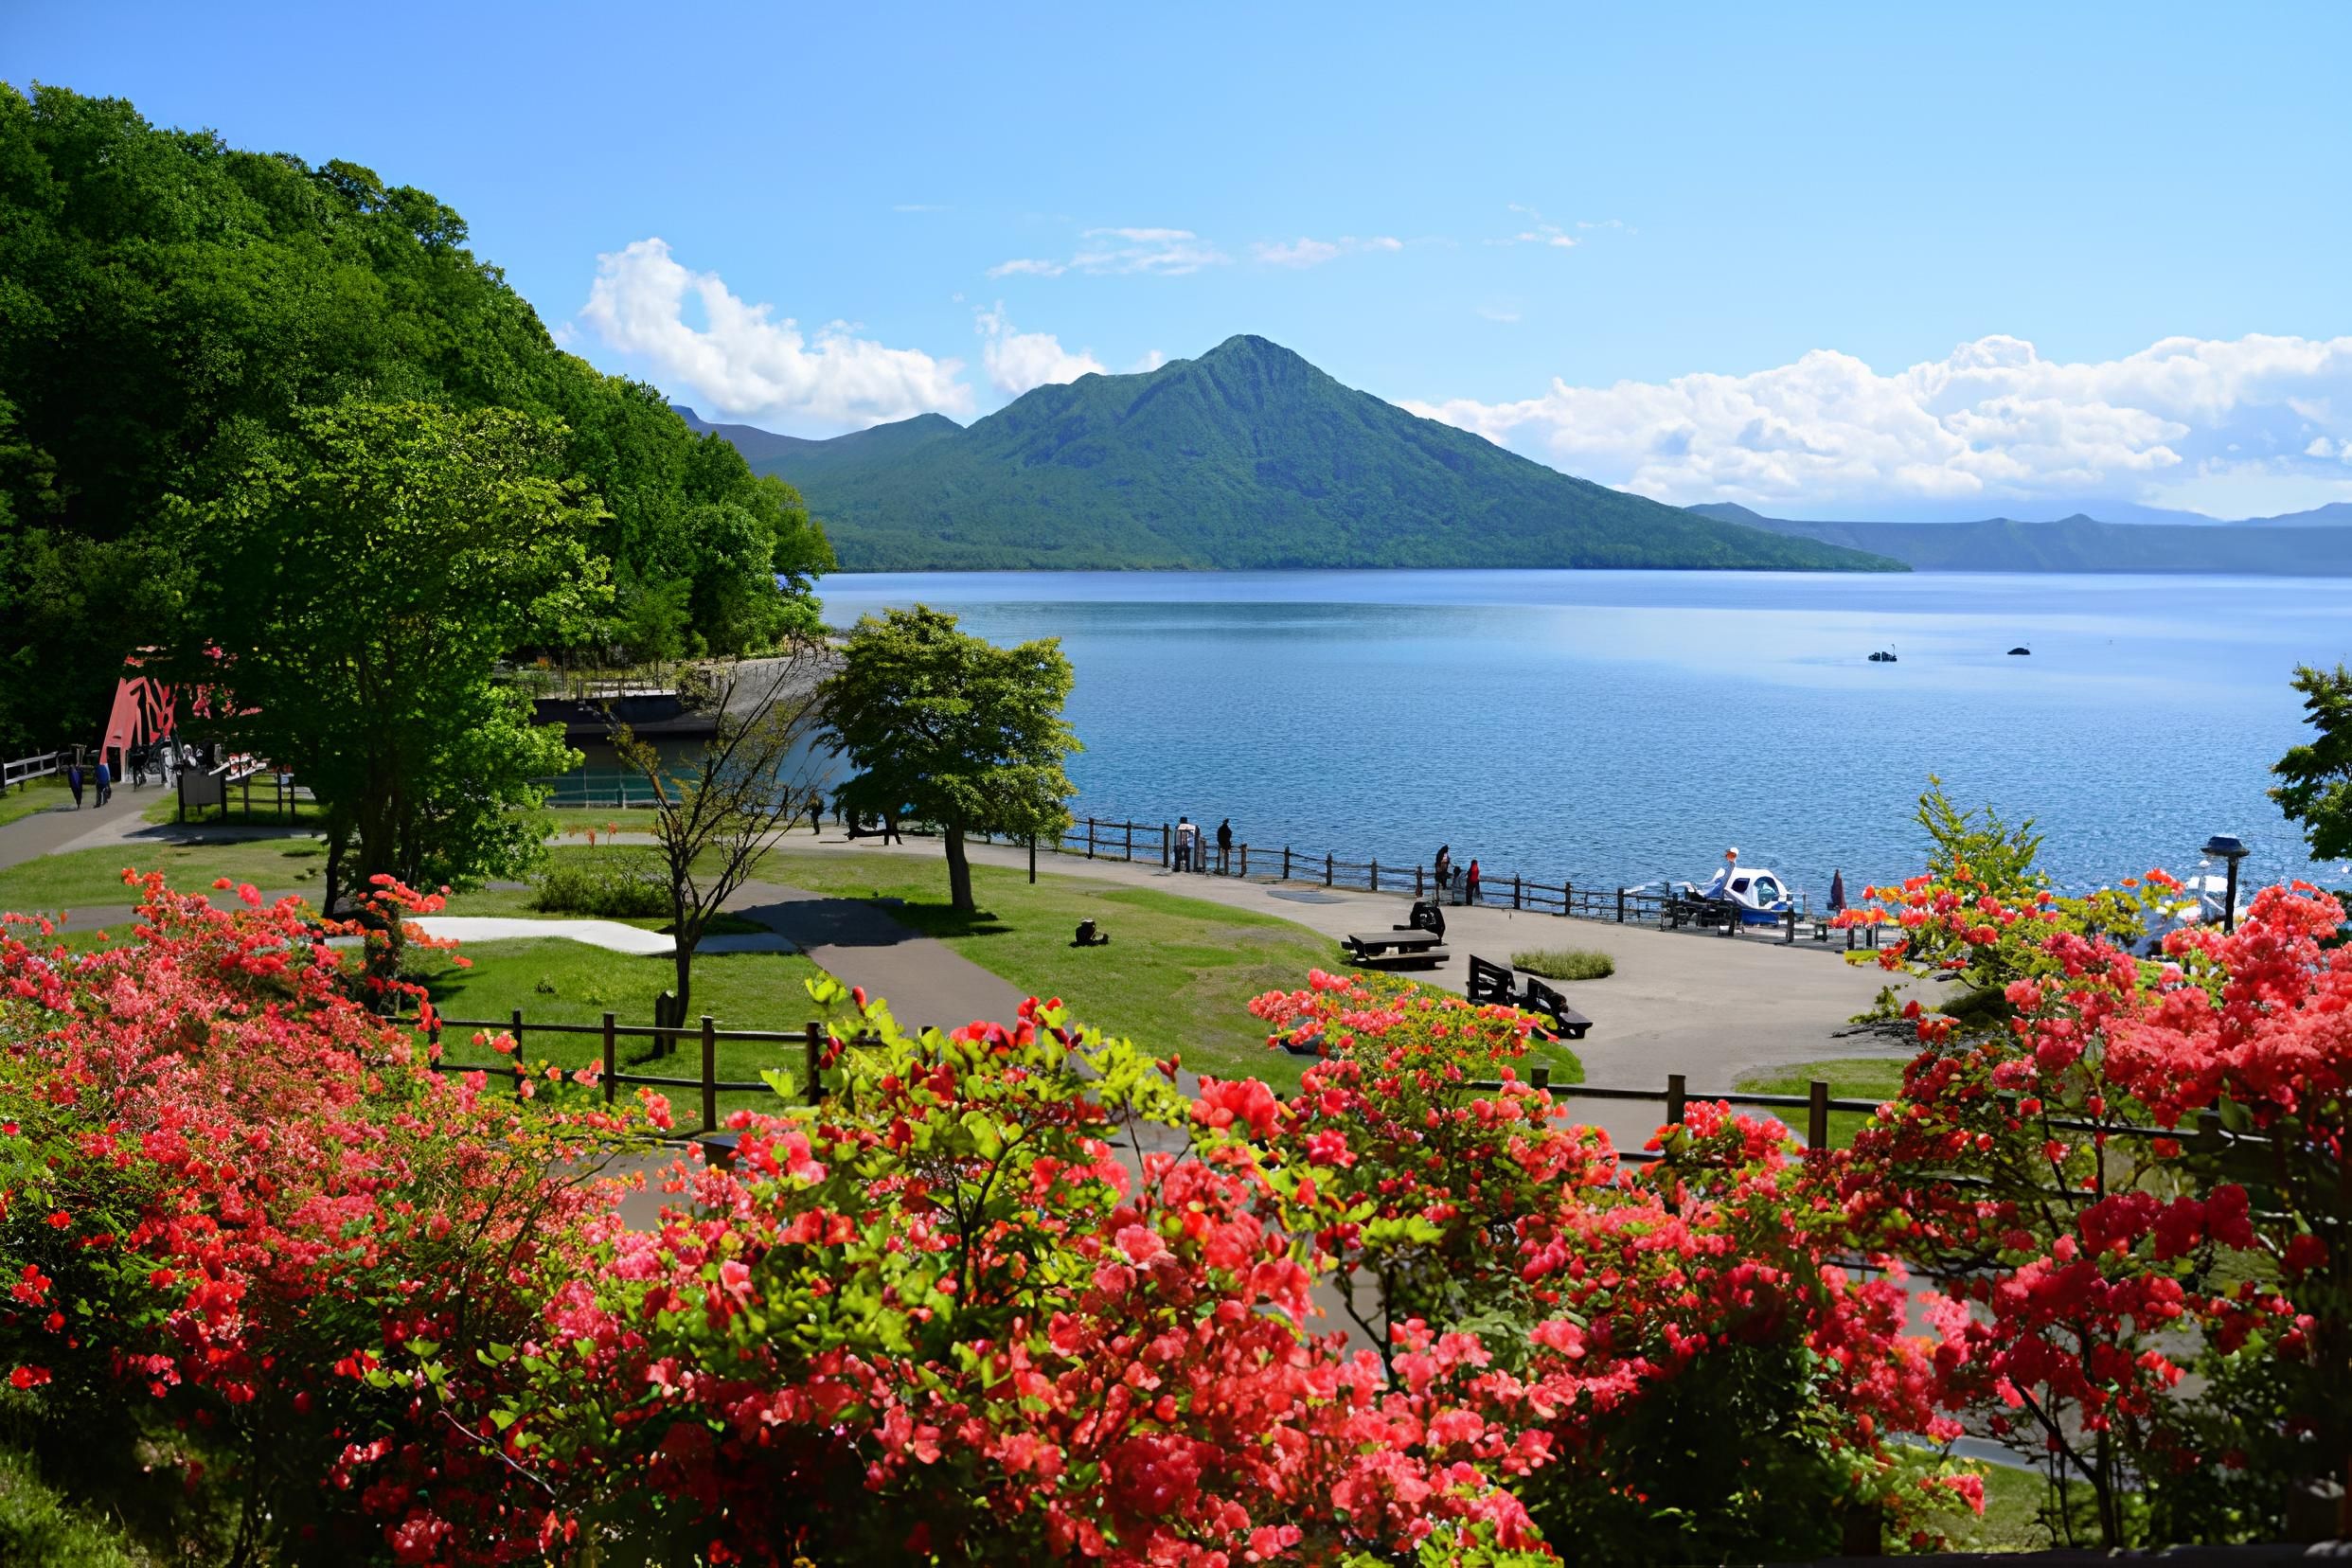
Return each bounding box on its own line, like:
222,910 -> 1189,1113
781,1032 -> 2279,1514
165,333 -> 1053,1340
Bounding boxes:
415,936 -> 832,1122
1509,946 -> 1615,981
750,847 -> 1584,1089
0,838 -> 330,915
0,776 -> 73,829
1731,1056 -> 1909,1148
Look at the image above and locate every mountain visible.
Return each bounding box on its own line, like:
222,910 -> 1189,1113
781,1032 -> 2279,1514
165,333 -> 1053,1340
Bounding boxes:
2245,501 -> 2352,526
719,338 -> 1901,572
1683,505 -> 2352,574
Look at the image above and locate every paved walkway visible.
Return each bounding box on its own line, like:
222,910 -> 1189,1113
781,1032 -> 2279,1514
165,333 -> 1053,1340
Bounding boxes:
740,830 -> 1928,1096
0,783 -> 161,869
722,878 -> 1027,1033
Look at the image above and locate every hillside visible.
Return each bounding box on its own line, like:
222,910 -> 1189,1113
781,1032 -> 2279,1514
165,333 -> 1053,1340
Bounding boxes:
733,338 -> 1901,572
1686,504 -> 2352,574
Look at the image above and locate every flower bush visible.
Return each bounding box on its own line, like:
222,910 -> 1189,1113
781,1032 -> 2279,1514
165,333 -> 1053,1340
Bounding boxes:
1239,971 -> 1980,1562
23,847 -> 2352,1561
0,871 -> 660,1562
1837,852 -> 2352,1547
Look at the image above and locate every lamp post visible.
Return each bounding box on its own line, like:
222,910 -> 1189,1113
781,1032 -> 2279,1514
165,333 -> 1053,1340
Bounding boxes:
2201,834 -> 2250,934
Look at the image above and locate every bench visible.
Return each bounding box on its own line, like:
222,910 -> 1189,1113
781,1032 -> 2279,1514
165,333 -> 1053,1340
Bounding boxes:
1466,954 -> 1594,1039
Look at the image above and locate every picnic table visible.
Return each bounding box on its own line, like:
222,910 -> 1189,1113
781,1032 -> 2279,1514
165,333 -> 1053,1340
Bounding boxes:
1342,900 -> 1451,969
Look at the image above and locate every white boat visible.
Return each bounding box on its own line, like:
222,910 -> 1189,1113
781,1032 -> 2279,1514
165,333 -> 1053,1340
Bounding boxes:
1676,860 -> 1801,924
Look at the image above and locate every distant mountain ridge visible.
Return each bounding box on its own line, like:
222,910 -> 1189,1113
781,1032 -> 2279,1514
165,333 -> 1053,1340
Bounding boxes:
684,337 -> 1901,573
1685,503 -> 2352,574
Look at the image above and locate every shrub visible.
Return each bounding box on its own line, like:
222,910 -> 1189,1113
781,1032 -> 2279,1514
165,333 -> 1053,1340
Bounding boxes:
529,850 -> 670,918
1508,947 -> 1613,981
0,872 -> 664,1563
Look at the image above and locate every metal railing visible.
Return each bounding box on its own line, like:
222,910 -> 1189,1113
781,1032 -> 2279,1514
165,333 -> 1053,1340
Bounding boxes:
941,816 -> 1885,952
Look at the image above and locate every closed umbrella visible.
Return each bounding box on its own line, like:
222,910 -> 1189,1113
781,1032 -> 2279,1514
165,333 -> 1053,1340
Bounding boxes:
1827,869 -> 1846,911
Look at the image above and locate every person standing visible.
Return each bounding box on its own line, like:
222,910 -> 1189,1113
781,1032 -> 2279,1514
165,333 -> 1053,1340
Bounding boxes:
66,761 -> 84,809
1466,858 -> 1482,904
1215,817 -> 1233,875
1173,814 -> 1194,873
1434,845 -> 1451,900
95,757 -> 113,807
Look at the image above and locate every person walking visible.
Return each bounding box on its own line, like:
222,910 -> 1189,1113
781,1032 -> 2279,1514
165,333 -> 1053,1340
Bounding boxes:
66,761 -> 84,809
95,757 -> 113,807
1215,818 -> 1233,875
1433,845 -> 1451,900
1466,858 -> 1482,904
1173,814 -> 1194,873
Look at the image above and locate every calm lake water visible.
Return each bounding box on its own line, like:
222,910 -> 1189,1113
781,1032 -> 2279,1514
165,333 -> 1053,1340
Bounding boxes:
812,571 -> 2351,905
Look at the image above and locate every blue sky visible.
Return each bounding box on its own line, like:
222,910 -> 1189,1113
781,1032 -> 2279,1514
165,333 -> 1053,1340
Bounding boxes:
11,0 -> 2352,519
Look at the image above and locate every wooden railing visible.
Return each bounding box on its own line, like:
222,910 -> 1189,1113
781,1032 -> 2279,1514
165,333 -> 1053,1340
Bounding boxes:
422,1012 -> 900,1133
3,750 -> 65,791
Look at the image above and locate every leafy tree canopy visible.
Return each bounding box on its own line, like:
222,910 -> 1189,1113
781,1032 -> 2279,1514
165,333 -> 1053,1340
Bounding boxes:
0,82 -> 830,753
2272,663 -> 2352,863
819,606 -> 1078,912
175,400 -> 605,907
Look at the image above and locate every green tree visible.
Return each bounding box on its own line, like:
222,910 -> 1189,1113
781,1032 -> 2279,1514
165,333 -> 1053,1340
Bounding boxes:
2272,663 -> 2352,863
175,401 -> 606,912
819,607 -> 1078,913
0,83 -> 828,752
612,652 -> 826,1028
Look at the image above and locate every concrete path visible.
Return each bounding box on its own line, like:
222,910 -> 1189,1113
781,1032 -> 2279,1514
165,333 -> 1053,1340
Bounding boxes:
319,916 -> 797,957
749,831 -> 1927,1092
0,783 -> 159,869
721,877 -> 1026,1033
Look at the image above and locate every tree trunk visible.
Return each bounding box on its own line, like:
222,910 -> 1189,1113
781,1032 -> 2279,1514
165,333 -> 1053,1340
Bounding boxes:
945,824 -> 974,913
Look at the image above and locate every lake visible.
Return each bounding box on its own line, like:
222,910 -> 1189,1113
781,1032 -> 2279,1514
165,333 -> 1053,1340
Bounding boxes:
811,570 -> 2350,906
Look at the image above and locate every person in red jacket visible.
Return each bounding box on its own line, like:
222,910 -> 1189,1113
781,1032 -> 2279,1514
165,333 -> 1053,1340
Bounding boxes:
1466,859 -> 1481,904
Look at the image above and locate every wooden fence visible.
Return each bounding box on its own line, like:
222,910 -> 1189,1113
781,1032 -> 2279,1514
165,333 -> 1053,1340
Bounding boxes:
422,1007 -> 1948,1147
3,750 -> 65,790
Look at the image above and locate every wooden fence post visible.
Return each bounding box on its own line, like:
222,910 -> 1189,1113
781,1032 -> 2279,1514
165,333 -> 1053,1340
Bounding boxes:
1563,880 -> 1573,918
601,1012 -> 617,1107
1162,823 -> 1170,866
1283,846 -> 1292,880
1240,844 -> 1249,878
1085,817 -> 1096,860
1125,822 -> 1133,862
700,1015 -> 718,1132
511,1008 -> 526,1095
1370,858 -> 1379,893
1808,1079 -> 1830,1149
1415,864 -> 1424,898
1512,873 -> 1522,910
1325,853 -> 1333,887
804,1021 -> 822,1105
1666,1072 -> 1687,1126
1784,905 -> 1797,944
1615,887 -> 1626,923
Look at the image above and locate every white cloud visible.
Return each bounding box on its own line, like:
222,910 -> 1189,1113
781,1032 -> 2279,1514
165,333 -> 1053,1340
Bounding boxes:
974,305 -> 1106,396
580,239 -> 971,428
1401,332 -> 2352,513
1131,349 -> 1168,373
989,226 -> 1228,279
1253,235 -> 1405,267
1493,204 -> 1585,250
